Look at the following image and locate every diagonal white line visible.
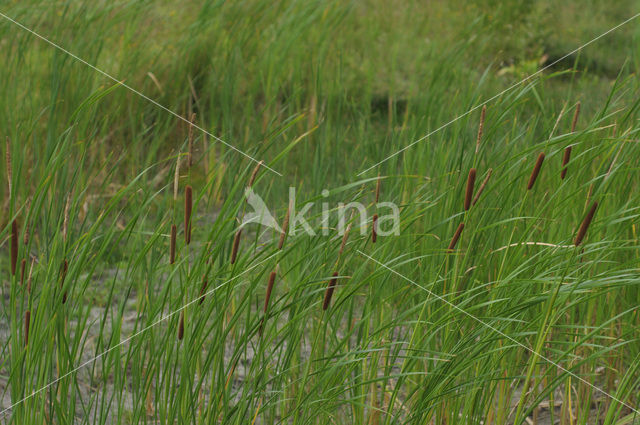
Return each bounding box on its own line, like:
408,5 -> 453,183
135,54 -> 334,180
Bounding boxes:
0,11 -> 282,176
357,250 -> 639,414
0,252 -> 279,416
357,11 -> 640,176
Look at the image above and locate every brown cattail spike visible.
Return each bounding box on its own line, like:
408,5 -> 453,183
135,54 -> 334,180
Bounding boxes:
185,186 -> 193,244
472,168 -> 492,206
571,101 -> 581,133
62,192 -> 71,243
322,272 -> 339,311
24,310 -> 30,347
448,223 -> 465,251
278,204 -> 291,250
248,160 -> 264,188
170,224 -> 177,264
338,222 -> 352,260
198,275 -> 209,305
178,312 -> 184,340
575,202 -> 598,246
20,259 -> 26,285
10,219 -> 18,275
231,229 -> 242,264
371,214 -> 378,243
475,105 -> 486,154
464,168 -> 476,210
561,147 -> 571,180
527,152 -> 545,190
263,271 -> 277,313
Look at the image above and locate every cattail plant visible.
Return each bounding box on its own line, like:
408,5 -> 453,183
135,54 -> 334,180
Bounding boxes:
527,152 -> 545,190
448,223 -> 465,251
248,160 -> 264,188
375,175 -> 381,203
185,185 -> 193,244
464,168 -> 476,210
260,268 -> 278,335
278,203 -> 291,250
575,201 -> 598,246
338,221 -> 352,260
561,102 -> 580,179
170,224 -> 177,264
178,311 -> 184,341
60,259 -> 68,304
475,105 -> 486,154
24,310 -> 30,347
472,168 -> 492,206
371,214 -> 378,243
322,271 -> 339,310
10,219 -> 18,275
198,275 -> 208,305
263,269 -> 277,315
231,228 -> 242,264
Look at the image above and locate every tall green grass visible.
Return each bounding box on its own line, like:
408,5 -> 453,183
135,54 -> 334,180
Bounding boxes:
2,0 -> 640,424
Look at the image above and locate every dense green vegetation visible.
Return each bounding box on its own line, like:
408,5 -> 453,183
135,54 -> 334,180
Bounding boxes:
2,0 -> 640,423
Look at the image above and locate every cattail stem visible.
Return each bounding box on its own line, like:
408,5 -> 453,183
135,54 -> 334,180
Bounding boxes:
178,312 -> 184,341
198,275 -> 208,305
527,152 -> 545,190
24,310 -> 30,346
472,168 -> 492,206
27,257 -> 34,294
575,202 -> 598,246
561,102 -> 580,180
23,198 -> 31,245
10,219 -> 18,275
185,186 -> 193,244
464,168 -> 476,211
231,229 -> 242,264
375,176 -> 381,203
6,136 -> 12,200
188,113 -> 196,167
322,272 -> 339,310
371,214 -> 378,243
170,224 -> 177,264
475,105 -> 486,154
278,204 -> 291,250
448,223 -> 465,251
